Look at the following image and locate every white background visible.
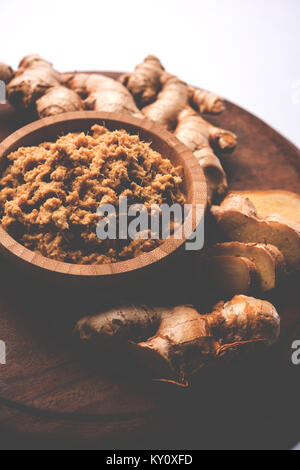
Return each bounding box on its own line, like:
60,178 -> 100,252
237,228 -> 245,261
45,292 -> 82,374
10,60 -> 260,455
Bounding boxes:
0,0 -> 299,147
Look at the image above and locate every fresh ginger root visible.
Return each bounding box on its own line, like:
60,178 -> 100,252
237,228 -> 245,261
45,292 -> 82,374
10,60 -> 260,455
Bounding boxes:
64,73 -> 144,119
120,55 -> 225,114
201,115 -> 237,151
189,86 -> 225,114
0,62 -> 14,84
119,55 -> 165,106
5,53 -> 237,203
175,107 -> 228,202
176,106 -> 237,152
127,64 -> 234,201
121,56 -> 237,202
74,295 -> 280,386
231,190 -> 300,225
211,194 -> 300,272
6,54 -> 83,117
206,242 -> 286,293
141,72 -> 189,129
36,85 -> 83,118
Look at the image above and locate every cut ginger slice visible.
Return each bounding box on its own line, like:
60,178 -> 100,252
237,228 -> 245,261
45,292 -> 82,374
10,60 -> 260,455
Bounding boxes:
231,190 -> 300,225
202,255 -> 258,297
208,242 -> 286,292
211,194 -> 300,272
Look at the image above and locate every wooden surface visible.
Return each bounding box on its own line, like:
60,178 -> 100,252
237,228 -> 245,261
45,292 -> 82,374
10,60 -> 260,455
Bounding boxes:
0,111 -> 206,288
0,72 -> 300,450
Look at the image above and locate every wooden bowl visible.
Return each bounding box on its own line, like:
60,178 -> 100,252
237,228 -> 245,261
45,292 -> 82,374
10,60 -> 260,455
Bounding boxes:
0,111 -> 207,287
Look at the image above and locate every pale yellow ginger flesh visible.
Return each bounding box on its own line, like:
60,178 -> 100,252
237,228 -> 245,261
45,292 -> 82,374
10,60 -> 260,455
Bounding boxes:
175,107 -> 228,203
188,86 -> 225,114
36,86 -> 83,118
121,55 -> 237,203
200,255 -> 258,296
207,242 -> 286,292
211,194 -> 300,273
119,55 -> 165,106
64,73 -> 144,119
119,55 -> 226,114
141,73 -> 189,130
231,190 -> 300,225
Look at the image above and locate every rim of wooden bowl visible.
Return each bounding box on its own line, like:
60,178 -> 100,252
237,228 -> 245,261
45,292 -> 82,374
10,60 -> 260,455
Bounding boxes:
0,111 -> 207,278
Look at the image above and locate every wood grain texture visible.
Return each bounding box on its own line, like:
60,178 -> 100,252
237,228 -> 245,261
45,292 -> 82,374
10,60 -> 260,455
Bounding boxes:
0,72 -> 299,449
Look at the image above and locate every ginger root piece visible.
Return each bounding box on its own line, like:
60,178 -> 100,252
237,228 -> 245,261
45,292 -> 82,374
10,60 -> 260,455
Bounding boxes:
36,86 -> 84,118
6,54 -> 62,110
232,190 -> 300,225
61,72 -> 89,97
121,59 -> 236,201
75,305 -> 161,346
211,194 -> 300,272
208,242 -> 286,292
74,295 -> 280,386
0,62 -> 14,84
64,73 -> 144,119
122,56 -> 236,146
201,255 -> 258,296
208,295 -> 280,356
189,86 -> 225,114
121,55 -> 226,115
141,73 -> 189,129
203,116 -> 237,151
6,54 -> 83,118
119,55 -> 165,106
175,107 -> 228,203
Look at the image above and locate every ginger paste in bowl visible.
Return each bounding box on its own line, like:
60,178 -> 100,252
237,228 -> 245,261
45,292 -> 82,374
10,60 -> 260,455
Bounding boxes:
0,125 -> 186,265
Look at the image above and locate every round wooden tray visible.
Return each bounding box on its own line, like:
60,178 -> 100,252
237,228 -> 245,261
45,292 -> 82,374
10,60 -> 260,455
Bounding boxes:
0,72 -> 300,450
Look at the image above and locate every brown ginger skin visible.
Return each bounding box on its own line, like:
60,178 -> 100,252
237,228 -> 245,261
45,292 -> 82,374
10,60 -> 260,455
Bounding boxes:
206,242 -> 286,292
6,54 -> 83,117
119,55 -> 165,106
65,73 -> 144,118
0,62 -> 14,84
121,56 -> 237,202
189,86 -> 225,114
231,190 -> 300,225
174,107 -> 228,202
75,295 -> 280,386
203,116 -> 237,151
207,295 -> 280,356
211,194 -> 300,272
36,86 -> 84,118
5,53 -> 237,203
176,106 -> 237,152
75,305 -> 161,346
121,55 -> 225,114
141,72 -> 189,130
